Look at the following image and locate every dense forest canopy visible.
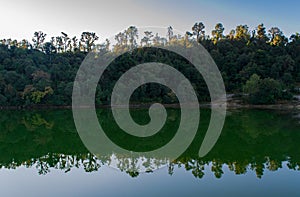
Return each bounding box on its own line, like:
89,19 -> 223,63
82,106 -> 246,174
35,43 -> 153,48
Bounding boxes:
0,22 -> 299,106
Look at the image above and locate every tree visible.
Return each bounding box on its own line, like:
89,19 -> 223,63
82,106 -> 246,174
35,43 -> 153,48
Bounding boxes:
141,31 -> 153,46
43,42 -> 56,55
55,36 -> 64,53
243,74 -> 260,94
212,23 -> 224,44
256,23 -> 268,41
268,27 -> 286,46
235,25 -> 250,41
167,26 -> 174,41
290,32 -> 300,42
80,32 -> 99,52
243,74 -> 283,104
125,26 -> 138,49
227,29 -> 235,40
32,31 -> 47,51
19,39 -> 30,49
71,36 -> 78,52
0,24 -> 298,107
23,85 -> 53,104
153,33 -> 167,46
61,32 -> 71,52
192,22 -> 205,42
114,31 -> 128,53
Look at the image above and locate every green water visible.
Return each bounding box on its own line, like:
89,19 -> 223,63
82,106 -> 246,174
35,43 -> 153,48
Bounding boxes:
0,109 -> 300,196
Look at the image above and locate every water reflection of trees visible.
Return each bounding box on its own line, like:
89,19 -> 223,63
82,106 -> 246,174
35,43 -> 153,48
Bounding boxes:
174,156 -> 297,179
0,109 -> 299,178
1,152 -> 299,178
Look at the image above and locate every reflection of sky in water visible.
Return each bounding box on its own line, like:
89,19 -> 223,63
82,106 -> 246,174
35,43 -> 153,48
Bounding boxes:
1,109 -> 300,196
0,162 -> 299,196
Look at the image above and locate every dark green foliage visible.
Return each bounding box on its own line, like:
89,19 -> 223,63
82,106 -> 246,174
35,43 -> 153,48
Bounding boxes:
243,74 -> 293,104
0,24 -> 299,106
1,109 -> 300,178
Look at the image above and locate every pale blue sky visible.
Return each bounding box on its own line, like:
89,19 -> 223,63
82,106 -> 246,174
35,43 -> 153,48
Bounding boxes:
1,0 -> 299,41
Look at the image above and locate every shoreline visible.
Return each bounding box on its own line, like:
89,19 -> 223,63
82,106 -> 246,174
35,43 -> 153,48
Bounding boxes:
0,102 -> 299,110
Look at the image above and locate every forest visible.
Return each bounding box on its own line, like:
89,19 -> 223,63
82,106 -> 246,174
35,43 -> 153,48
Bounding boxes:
0,22 -> 299,106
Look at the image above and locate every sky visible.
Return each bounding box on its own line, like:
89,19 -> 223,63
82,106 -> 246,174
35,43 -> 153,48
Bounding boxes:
1,0 -> 299,42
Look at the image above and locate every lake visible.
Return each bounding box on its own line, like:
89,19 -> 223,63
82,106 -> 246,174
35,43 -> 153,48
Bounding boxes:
0,108 -> 300,196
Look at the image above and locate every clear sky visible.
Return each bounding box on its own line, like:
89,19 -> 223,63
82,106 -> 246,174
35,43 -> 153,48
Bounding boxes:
1,0 -> 299,42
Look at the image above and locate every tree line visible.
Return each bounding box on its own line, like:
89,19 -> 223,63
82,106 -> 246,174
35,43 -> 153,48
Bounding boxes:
0,22 -> 299,106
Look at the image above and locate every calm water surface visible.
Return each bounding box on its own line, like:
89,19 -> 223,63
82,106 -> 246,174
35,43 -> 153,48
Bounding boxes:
0,109 -> 300,196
